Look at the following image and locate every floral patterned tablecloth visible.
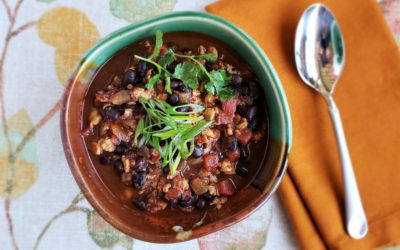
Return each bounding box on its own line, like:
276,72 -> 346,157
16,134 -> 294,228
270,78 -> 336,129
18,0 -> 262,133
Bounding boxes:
0,1 -> 399,250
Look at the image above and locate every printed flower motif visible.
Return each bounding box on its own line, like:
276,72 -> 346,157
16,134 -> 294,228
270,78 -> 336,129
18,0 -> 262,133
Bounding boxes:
109,0 -> 177,22
0,109 -> 38,199
36,7 -> 100,86
87,210 -> 134,249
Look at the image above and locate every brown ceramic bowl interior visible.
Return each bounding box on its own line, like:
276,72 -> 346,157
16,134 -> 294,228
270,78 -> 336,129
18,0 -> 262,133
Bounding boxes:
61,12 -> 291,243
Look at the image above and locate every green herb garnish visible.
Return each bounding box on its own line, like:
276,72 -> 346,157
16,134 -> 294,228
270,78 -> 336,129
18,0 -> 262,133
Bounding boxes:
135,97 -> 211,175
134,30 -> 234,100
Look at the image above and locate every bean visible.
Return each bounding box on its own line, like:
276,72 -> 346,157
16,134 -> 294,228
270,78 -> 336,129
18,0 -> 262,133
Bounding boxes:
101,106 -> 123,121
179,195 -> 198,207
192,145 -> 203,158
115,144 -> 130,155
205,61 -> 214,71
134,157 -> 148,172
179,85 -> 191,93
236,165 -> 249,176
133,172 -> 146,188
248,81 -> 260,98
248,117 -> 259,131
162,166 -> 170,176
122,69 -> 136,86
237,85 -> 249,96
240,144 -> 251,162
236,105 -> 247,117
230,74 -> 243,86
224,136 -> 238,151
113,160 -> 124,173
168,199 -> 178,207
99,154 -> 113,165
137,60 -> 148,77
132,198 -> 147,211
246,106 -> 258,121
170,80 -> 180,90
195,198 -> 206,209
167,61 -> 177,72
203,192 -> 213,201
168,93 -> 179,105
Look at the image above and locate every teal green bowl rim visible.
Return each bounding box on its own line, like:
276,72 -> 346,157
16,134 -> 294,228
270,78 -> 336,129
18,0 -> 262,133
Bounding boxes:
62,11 -> 292,243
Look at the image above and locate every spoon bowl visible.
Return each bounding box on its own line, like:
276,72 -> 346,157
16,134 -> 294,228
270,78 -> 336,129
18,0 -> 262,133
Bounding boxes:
294,3 -> 368,240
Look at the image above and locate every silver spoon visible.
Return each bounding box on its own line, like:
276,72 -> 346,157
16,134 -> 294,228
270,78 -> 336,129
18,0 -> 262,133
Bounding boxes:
294,3 -> 368,239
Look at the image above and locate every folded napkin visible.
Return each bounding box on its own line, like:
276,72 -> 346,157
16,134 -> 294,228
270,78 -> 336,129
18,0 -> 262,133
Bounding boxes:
207,0 -> 400,249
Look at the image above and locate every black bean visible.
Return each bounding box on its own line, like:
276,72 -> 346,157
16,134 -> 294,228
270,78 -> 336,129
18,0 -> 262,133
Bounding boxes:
237,85 -> 249,96
179,85 -> 191,93
224,136 -> 238,151
122,69 -> 136,86
236,165 -> 249,176
240,144 -> 251,162
113,160 -> 124,173
248,117 -> 259,131
115,144 -> 130,155
236,105 -> 247,117
162,166 -> 170,176
179,195 -> 198,207
133,172 -> 146,188
176,106 -> 189,112
230,74 -> 243,86
167,61 -> 178,72
203,192 -> 213,201
205,61 -> 214,71
168,93 -> 179,105
192,145 -> 203,158
134,157 -> 148,172
168,199 -> 178,207
248,81 -> 261,98
246,106 -> 258,121
132,198 -> 147,211
170,80 -> 180,90
101,106 -> 124,121
195,198 -> 206,209
137,60 -> 148,77
99,154 -> 113,165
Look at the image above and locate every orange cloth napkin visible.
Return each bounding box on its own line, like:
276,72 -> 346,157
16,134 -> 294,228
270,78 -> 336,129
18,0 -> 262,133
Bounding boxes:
207,0 -> 400,249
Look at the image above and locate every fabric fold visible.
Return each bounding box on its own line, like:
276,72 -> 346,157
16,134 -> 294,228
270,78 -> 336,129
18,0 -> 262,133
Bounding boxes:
207,0 -> 400,249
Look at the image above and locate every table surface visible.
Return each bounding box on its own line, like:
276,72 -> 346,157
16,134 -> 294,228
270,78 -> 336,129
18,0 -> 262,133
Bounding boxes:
0,0 -> 399,249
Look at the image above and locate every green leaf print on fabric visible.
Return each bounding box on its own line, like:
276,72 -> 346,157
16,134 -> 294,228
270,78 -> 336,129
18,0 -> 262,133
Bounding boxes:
109,0 -> 177,22
87,210 -> 134,249
0,109 -> 38,199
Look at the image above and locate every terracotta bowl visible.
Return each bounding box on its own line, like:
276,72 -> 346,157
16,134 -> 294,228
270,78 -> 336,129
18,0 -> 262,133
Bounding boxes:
61,11 -> 292,243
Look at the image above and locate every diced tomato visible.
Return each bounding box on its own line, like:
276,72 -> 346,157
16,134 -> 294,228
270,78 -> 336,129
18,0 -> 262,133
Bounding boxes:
218,179 -> 235,196
203,153 -> 219,172
165,188 -> 181,200
227,150 -> 240,162
217,99 -> 237,124
235,128 -> 253,145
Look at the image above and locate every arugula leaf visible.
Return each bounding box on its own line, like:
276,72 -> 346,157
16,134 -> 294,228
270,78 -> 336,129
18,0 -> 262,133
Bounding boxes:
145,74 -> 160,89
158,49 -> 175,67
148,30 -> 163,60
173,62 -> 200,89
195,53 -> 217,63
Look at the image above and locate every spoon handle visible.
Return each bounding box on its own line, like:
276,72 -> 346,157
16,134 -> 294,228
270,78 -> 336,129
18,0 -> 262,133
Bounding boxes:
326,96 -> 368,239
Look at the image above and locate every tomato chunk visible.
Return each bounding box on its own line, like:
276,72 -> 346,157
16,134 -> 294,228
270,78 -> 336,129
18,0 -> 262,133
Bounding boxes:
227,150 -> 240,162
217,99 -> 237,124
218,179 -> 235,196
203,153 -> 219,172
